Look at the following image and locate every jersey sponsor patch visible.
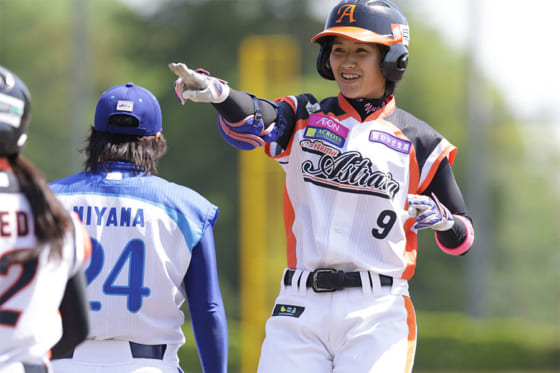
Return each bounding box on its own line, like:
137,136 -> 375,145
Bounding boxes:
304,127 -> 346,147
272,304 -> 304,318
304,115 -> 349,148
369,130 -> 411,154
309,114 -> 348,137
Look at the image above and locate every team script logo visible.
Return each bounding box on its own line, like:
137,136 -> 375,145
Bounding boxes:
300,146 -> 400,199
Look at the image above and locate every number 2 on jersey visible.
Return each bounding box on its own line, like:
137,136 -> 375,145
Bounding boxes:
85,238 -> 150,313
0,252 -> 38,327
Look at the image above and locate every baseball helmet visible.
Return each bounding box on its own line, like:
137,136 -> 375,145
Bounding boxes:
0,66 -> 31,156
312,0 -> 410,83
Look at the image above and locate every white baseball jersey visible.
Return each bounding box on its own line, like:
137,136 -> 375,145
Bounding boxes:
49,162 -> 219,351
0,192 -> 90,368
265,94 -> 456,279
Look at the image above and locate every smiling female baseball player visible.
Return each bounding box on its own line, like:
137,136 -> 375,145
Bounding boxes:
169,0 -> 475,371
0,65 -> 91,373
49,83 -> 228,373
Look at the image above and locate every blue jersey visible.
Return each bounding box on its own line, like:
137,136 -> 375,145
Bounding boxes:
49,161 -> 227,370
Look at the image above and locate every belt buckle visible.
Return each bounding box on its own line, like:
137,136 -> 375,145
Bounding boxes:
311,268 -> 338,293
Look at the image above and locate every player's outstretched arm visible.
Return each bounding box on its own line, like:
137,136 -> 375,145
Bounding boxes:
169,61 -> 294,151
183,226 -> 228,373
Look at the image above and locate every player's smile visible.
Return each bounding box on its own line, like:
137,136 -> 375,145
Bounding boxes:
338,71 -> 363,93
341,72 -> 361,81
330,36 -> 386,99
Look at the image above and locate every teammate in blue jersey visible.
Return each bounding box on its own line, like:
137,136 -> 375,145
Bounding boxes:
49,82 -> 228,373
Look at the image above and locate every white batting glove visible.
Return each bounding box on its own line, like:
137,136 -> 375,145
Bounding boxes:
408,193 -> 454,231
168,62 -> 230,104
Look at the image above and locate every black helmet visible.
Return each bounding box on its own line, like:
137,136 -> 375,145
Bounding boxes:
312,0 -> 410,85
0,66 -> 31,156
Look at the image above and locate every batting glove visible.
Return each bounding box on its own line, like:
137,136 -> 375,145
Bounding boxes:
407,193 -> 454,231
168,62 -> 230,104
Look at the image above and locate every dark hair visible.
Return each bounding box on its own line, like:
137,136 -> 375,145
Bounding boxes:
6,154 -> 72,263
83,129 -> 167,175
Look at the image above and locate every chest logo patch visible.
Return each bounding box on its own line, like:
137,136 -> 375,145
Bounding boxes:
304,114 -> 349,147
369,130 -> 411,154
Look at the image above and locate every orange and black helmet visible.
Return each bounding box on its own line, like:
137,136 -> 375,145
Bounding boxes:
312,0 -> 410,84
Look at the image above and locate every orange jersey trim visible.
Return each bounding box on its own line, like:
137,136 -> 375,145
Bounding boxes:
0,158 -> 12,171
407,145 -> 420,195
401,225 -> 418,280
283,185 -> 297,269
418,145 -> 457,194
403,296 -> 417,373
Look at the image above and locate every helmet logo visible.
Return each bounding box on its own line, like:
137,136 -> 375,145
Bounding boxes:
0,93 -> 25,128
335,4 -> 357,24
391,24 -> 403,43
391,24 -> 410,46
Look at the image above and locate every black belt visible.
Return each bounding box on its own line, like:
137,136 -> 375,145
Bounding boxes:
63,341 -> 167,360
129,342 -> 167,359
23,364 -> 48,373
284,268 -> 393,293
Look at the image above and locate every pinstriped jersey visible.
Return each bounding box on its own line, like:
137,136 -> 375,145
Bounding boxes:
0,193 -> 90,366
49,162 -> 218,347
265,94 -> 456,279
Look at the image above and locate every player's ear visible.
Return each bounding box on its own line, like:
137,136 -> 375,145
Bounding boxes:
155,132 -> 161,142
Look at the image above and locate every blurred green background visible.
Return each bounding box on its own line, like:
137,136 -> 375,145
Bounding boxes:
1,0 -> 558,372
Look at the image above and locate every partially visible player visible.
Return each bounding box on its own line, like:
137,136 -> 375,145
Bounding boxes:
49,82 -> 228,373
168,0 -> 475,371
0,65 -> 91,373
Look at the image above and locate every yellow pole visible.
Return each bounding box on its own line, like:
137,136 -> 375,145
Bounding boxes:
238,35 -> 300,373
